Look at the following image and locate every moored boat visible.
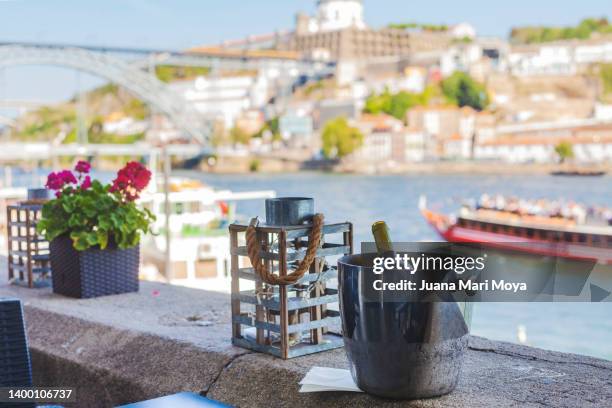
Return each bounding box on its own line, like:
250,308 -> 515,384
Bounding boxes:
550,170 -> 606,177
420,196 -> 612,265
139,177 -> 275,287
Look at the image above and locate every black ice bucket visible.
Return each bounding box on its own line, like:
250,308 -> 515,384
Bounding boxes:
337,253 -> 470,399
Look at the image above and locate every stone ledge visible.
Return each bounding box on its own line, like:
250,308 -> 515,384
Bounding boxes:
208,336 -> 612,408
25,307 -> 239,407
1,275 -> 611,407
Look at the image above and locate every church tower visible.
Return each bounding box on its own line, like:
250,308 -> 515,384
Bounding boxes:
316,0 -> 366,32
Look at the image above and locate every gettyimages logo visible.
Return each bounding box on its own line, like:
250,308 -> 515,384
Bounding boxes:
372,253 -> 487,275
345,242 -> 612,302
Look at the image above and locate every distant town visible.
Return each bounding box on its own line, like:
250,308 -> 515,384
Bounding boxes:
4,0 -> 612,173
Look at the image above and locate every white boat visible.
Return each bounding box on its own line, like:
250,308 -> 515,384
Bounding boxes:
139,178 -> 275,288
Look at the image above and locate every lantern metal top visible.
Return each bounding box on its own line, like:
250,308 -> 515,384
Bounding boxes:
27,188 -> 51,201
265,197 -> 314,226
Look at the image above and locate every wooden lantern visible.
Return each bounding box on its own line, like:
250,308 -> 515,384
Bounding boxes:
229,219 -> 352,359
7,202 -> 51,288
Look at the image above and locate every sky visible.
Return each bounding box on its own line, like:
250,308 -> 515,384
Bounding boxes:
0,0 -> 611,105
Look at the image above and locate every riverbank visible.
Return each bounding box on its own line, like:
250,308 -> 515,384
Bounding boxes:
201,155 -> 611,175
334,161 -> 611,175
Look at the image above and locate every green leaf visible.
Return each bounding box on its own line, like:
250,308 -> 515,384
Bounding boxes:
62,201 -> 74,213
70,231 -> 89,251
97,230 -> 109,249
85,232 -> 98,246
98,215 -> 111,230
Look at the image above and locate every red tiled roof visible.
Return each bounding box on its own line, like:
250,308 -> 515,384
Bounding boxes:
186,46 -> 300,60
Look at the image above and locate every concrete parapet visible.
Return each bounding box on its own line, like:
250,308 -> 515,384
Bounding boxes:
1,274 -> 610,407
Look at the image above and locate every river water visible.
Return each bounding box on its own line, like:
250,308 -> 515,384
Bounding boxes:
189,171 -> 612,361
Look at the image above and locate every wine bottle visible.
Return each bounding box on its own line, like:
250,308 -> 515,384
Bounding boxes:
372,221 -> 394,254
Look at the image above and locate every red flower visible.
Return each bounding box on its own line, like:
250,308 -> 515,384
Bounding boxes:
75,160 -> 91,174
110,162 -> 152,201
81,176 -> 92,190
125,190 -> 140,202
123,162 -> 151,191
109,174 -> 129,193
133,171 -> 151,191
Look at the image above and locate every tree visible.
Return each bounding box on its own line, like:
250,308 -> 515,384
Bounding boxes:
510,17 -> 612,44
441,72 -> 489,111
230,127 -> 251,145
253,117 -> 282,142
388,92 -> 421,120
555,141 -> 574,163
364,90 -> 392,115
210,125 -> 227,147
321,117 -> 364,159
364,88 -> 432,120
387,22 -> 448,32
600,64 -> 612,96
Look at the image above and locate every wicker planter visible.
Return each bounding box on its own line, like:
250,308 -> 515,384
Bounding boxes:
49,235 -> 139,299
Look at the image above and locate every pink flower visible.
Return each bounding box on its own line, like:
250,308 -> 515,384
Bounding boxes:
75,160 -> 91,174
45,172 -> 64,190
58,170 -> 77,185
81,175 -> 92,190
45,170 -> 77,192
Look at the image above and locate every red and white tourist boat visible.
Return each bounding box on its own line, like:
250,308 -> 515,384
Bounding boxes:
420,196 -> 612,265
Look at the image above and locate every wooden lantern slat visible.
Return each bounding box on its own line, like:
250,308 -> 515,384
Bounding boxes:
7,203 -> 51,288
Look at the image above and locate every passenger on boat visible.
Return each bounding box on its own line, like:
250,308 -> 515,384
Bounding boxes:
474,194 -> 609,226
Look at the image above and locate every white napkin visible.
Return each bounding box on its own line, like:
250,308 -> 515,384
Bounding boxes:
299,366 -> 363,393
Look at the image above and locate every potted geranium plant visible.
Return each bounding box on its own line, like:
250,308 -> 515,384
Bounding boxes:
37,161 -> 155,298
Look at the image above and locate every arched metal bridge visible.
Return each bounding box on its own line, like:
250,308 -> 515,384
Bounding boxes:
0,43 -> 336,146
0,44 -> 211,144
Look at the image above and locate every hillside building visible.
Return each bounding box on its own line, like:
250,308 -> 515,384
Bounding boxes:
475,121 -> 612,163
508,37 -> 612,76
283,0 -> 452,61
168,74 -> 271,129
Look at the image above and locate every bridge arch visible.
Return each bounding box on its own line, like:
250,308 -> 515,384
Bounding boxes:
0,45 -> 208,144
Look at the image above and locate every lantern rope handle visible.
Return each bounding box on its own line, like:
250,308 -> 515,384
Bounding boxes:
246,214 -> 324,286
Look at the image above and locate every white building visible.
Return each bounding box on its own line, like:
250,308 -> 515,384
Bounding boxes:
508,39 -> 612,76
449,23 -> 477,40
474,122 -> 612,163
169,74 -> 270,129
594,104 -> 612,121
351,114 -> 427,163
508,44 -> 575,76
440,43 -> 484,76
351,114 -> 400,163
475,139 -> 554,163
351,131 -> 394,162
298,0 -> 366,34
404,131 -> 427,162
279,109 -> 315,148
367,66 -> 428,94
103,117 -> 148,136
